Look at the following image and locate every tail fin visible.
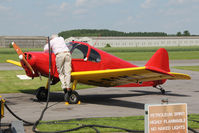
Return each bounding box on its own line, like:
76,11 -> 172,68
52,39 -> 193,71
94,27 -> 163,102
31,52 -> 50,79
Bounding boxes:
145,48 -> 170,72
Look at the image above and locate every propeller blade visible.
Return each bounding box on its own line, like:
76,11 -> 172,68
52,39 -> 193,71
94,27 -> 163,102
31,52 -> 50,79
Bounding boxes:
12,42 -> 24,56
12,42 -> 35,74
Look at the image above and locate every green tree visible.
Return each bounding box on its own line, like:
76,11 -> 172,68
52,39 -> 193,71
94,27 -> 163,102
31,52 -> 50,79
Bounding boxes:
183,30 -> 190,36
58,29 -> 168,39
176,32 -> 182,36
105,43 -> 111,48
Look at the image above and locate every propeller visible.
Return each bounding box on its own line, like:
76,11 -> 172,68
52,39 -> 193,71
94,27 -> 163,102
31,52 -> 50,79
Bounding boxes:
12,42 -> 35,74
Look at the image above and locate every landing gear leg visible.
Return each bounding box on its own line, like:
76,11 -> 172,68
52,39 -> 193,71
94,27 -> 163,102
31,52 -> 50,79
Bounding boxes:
154,85 -> 166,95
64,80 -> 80,104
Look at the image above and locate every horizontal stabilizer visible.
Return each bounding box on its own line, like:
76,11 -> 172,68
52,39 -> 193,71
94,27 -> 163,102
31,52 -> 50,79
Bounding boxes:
168,72 -> 191,80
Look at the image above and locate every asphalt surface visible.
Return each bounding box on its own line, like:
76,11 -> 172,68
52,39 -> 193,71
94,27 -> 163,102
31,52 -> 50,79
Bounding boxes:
0,60 -> 199,132
0,63 -> 22,70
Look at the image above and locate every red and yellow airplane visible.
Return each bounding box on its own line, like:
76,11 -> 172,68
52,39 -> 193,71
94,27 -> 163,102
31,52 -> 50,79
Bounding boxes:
7,41 -> 191,104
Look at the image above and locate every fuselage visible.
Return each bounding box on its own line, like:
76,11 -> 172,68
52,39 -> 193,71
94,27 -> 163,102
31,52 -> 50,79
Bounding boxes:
22,41 -> 164,87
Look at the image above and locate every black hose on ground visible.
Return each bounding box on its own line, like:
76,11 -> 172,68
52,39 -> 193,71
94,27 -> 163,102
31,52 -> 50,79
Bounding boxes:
3,105 -> 199,133
4,100 -> 199,133
3,97 -> 199,133
3,99 -> 199,133
188,118 -> 199,133
188,127 -> 199,133
31,123 -> 144,133
32,36 -> 52,133
4,103 -> 34,126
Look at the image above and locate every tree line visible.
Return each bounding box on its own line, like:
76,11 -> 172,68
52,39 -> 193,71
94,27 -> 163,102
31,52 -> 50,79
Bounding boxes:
176,30 -> 190,36
58,29 -> 192,39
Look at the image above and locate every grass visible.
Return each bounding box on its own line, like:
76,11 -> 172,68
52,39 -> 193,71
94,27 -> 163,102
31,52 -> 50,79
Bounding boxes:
37,116 -> 144,133
102,46 -> 199,61
0,48 -> 42,63
37,114 -> 199,132
1,46 -> 199,63
188,114 -> 199,129
100,46 -> 199,52
173,66 -> 199,71
0,70 -> 93,93
110,51 -> 199,61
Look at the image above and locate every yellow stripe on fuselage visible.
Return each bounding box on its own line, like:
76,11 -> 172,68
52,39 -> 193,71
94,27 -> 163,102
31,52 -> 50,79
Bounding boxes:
71,67 -> 146,77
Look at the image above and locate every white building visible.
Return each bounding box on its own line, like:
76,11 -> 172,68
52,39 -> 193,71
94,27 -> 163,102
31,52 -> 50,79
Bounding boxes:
67,36 -> 199,47
1,36 -> 199,48
0,36 -> 47,48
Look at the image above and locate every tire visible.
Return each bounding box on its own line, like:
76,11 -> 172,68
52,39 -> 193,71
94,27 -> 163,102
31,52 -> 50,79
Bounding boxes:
36,87 -> 48,101
64,91 -> 79,104
161,89 -> 165,95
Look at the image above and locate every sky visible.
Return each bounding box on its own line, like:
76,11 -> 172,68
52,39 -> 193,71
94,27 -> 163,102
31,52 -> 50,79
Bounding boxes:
0,0 -> 199,36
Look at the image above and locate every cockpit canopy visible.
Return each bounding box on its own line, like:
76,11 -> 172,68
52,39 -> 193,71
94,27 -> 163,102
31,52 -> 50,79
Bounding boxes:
66,42 -> 101,62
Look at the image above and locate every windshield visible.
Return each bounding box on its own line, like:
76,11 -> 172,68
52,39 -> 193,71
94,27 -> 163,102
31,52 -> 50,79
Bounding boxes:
66,42 -> 88,59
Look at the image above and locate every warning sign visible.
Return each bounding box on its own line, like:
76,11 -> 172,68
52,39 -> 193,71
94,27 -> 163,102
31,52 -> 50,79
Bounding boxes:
145,103 -> 187,133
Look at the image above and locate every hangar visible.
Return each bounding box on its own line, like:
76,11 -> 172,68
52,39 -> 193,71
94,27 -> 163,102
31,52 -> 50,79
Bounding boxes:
73,36 -> 199,47
1,36 -> 199,48
0,36 -> 47,48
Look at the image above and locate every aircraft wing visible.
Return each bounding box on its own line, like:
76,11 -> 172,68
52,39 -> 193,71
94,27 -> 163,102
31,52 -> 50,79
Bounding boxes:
6,60 -> 22,67
6,60 -> 191,87
71,66 -> 191,87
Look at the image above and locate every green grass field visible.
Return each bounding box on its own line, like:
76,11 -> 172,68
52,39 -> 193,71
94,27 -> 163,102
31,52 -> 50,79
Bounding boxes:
102,46 -> 199,61
173,66 -> 199,71
100,46 -> 199,52
0,70 -> 93,93
1,46 -> 199,63
37,114 -> 199,132
0,48 -> 42,63
110,51 -> 199,61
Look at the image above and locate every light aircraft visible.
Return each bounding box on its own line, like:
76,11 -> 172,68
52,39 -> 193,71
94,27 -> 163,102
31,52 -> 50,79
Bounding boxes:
7,41 -> 191,104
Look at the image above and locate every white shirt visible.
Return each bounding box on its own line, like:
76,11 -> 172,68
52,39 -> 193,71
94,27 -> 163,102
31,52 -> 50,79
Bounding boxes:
44,37 -> 69,54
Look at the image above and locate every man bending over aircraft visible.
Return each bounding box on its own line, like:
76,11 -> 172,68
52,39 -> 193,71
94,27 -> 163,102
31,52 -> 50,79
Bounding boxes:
44,34 -> 71,94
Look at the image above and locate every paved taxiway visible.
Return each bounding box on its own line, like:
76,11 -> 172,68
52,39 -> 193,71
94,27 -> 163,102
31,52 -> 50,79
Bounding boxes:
0,60 -> 198,126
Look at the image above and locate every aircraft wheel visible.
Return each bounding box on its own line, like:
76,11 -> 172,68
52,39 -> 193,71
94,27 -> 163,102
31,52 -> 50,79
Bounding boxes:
64,90 -> 79,104
161,89 -> 165,95
36,87 -> 48,101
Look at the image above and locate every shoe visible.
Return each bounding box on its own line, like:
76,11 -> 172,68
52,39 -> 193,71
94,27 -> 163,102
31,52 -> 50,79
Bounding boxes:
63,88 -> 67,94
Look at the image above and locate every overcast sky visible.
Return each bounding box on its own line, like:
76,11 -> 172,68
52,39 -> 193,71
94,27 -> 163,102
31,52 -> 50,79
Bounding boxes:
0,0 -> 199,36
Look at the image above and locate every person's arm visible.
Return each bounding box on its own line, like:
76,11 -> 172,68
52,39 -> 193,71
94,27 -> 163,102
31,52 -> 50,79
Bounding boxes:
44,43 -> 49,53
